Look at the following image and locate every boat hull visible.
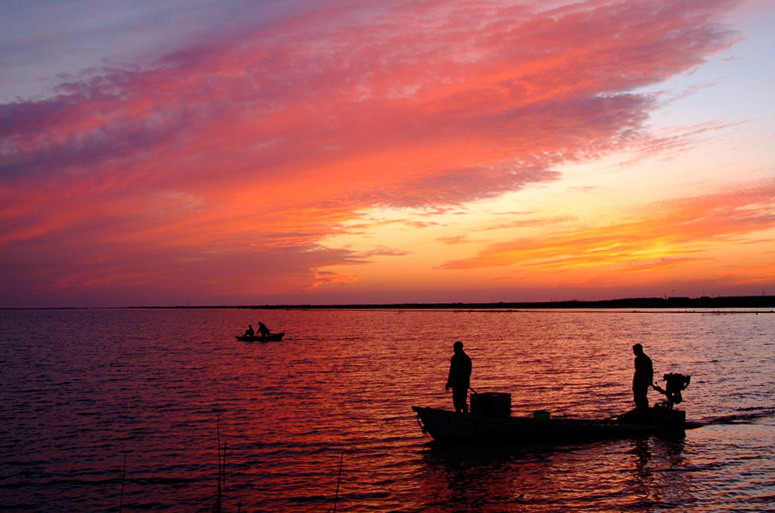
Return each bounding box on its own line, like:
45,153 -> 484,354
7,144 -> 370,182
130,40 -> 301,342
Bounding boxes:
412,406 -> 687,444
235,332 -> 284,342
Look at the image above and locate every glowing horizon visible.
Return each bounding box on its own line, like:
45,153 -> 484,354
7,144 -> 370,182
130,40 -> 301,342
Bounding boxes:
1,0 -> 773,307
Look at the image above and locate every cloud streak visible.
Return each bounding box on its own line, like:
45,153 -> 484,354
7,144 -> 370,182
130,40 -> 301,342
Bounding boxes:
440,182 -> 775,284
1,0 -> 766,306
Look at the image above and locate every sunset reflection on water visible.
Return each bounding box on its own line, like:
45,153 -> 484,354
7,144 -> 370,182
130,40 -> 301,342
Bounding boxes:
1,308 -> 773,511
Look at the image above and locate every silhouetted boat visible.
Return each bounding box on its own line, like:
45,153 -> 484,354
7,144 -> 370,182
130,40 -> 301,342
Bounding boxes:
412,404 -> 698,444
235,332 -> 284,342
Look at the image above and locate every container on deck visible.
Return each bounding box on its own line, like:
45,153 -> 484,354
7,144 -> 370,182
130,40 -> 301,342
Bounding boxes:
533,410 -> 551,422
470,392 -> 511,417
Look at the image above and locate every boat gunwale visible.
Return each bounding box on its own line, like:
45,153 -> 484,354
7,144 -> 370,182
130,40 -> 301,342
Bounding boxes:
412,405 -> 691,444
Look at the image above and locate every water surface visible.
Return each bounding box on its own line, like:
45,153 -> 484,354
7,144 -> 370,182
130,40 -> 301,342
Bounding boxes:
1,308 -> 773,511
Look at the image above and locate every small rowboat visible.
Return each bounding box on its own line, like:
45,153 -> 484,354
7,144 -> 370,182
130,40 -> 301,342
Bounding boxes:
235,332 -> 285,342
412,402 -> 697,444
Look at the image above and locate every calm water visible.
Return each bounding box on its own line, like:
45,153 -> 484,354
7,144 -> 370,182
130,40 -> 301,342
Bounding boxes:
1,308 -> 773,512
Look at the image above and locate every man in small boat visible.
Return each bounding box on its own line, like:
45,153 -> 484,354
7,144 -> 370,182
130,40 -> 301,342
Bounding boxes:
446,341 -> 472,414
244,324 -> 255,337
258,322 -> 271,338
632,343 -> 653,410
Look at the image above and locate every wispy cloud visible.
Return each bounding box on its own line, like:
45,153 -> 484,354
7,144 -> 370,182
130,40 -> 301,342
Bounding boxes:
440,182 -> 775,275
0,0 -> 762,306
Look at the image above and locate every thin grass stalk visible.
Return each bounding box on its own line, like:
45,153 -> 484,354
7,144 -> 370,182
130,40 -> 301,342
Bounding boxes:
215,416 -> 222,513
330,452 -> 344,513
118,454 -> 127,513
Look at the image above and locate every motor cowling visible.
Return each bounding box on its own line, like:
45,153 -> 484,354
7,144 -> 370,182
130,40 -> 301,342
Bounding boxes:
655,373 -> 690,407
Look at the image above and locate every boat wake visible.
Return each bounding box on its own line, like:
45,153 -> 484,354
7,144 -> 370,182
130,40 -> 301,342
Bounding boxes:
702,407 -> 775,425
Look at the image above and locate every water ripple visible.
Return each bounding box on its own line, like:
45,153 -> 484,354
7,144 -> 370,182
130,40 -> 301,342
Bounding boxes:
1,308 -> 773,512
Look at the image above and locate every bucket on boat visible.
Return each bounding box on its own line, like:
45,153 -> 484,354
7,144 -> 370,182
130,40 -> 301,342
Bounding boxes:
533,410 -> 551,422
470,392 -> 511,417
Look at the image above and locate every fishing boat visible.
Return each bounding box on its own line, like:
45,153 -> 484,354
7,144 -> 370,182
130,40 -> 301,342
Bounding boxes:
235,332 -> 284,342
413,391 -> 697,444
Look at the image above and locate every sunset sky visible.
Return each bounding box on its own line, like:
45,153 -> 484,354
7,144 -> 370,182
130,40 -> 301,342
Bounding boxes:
1,0 -> 773,307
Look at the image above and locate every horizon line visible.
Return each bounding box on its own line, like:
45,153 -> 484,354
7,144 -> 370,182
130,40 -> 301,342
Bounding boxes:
3,294 -> 774,311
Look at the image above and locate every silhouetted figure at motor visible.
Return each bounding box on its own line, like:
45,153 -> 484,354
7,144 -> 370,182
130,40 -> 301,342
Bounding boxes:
446,341 -> 472,414
632,343 -> 653,409
654,373 -> 691,409
258,322 -> 271,338
244,324 -> 255,337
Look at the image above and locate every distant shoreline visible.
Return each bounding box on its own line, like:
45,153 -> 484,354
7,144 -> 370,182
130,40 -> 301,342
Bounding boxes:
3,295 -> 775,311
242,295 -> 775,311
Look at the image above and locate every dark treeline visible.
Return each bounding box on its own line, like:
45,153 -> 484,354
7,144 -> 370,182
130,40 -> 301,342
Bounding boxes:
242,295 -> 775,311
5,295 -> 774,311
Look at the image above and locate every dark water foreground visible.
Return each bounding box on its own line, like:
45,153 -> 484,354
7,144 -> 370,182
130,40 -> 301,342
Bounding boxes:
1,308 -> 773,512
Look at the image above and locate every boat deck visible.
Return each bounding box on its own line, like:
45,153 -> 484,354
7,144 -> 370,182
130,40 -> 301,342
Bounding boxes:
413,406 -> 692,444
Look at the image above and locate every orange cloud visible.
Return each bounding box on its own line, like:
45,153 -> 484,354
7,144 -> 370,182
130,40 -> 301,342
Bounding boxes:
0,0 -> 759,306
440,182 -> 775,285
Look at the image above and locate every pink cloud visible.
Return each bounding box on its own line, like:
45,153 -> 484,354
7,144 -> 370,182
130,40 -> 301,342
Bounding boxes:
0,0 -> 751,306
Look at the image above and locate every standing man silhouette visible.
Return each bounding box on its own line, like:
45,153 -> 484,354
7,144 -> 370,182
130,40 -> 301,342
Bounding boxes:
446,341 -> 472,413
632,343 -> 653,410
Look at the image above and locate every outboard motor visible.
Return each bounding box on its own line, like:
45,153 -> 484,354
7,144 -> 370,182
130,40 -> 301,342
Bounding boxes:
653,373 -> 691,409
